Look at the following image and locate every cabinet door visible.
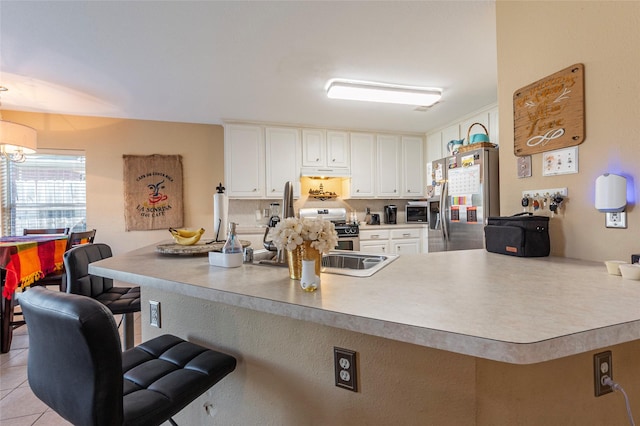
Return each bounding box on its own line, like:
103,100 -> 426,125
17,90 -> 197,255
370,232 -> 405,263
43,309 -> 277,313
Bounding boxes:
426,132 -> 443,164
359,240 -> 389,254
376,135 -> 400,197
224,124 -> 264,197
326,131 -> 350,168
265,127 -> 300,198
401,136 -> 424,197
302,129 -> 325,167
349,133 -> 376,197
441,125 -> 460,157
393,240 -> 420,254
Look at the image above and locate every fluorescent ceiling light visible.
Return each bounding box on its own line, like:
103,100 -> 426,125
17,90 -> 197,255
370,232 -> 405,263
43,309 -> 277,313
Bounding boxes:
326,79 -> 442,107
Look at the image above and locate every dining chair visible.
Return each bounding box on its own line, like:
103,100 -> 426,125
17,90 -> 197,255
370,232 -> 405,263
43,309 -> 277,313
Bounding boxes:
23,227 -> 70,236
21,228 -> 72,291
63,243 -> 140,350
20,287 -> 237,426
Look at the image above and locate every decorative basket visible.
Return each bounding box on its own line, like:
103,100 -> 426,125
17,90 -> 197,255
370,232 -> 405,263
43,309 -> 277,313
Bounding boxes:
457,122 -> 496,153
467,122 -> 490,144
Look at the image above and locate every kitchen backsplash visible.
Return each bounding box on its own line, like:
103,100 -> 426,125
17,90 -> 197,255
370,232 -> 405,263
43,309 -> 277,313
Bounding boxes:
227,198 -> 416,227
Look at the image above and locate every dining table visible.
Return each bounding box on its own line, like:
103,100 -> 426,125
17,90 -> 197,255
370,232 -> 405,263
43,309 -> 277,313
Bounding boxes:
1,235 -> 69,353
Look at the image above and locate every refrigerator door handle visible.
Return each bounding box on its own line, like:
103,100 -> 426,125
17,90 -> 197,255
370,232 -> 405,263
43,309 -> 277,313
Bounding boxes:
441,181 -> 449,243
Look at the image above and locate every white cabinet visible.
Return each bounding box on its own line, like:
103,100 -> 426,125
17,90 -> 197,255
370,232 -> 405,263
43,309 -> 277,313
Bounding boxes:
349,133 -> 376,197
401,136 -> 424,197
302,129 -> 349,169
360,227 -> 422,254
326,131 -> 350,168
441,124 -> 461,157
390,228 -> 421,254
376,134 -> 400,197
225,124 -> 300,199
426,132 -> 443,165
359,229 -> 390,254
265,127 -> 300,198
348,133 -> 424,199
224,124 -> 264,198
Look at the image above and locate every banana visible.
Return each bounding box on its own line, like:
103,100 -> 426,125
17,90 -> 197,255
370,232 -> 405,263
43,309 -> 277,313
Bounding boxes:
169,228 -> 205,245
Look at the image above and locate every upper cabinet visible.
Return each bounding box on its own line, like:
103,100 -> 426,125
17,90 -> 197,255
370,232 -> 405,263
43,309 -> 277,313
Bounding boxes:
376,134 -> 401,197
302,129 -> 349,169
225,124 -> 300,199
349,133 -> 376,197
224,124 -> 265,198
265,127 -> 301,198
426,104 -> 498,165
348,133 -> 425,199
225,122 -> 426,200
401,136 -> 424,197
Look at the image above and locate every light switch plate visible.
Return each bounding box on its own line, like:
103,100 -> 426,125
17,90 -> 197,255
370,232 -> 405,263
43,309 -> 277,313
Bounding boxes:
542,146 -> 578,176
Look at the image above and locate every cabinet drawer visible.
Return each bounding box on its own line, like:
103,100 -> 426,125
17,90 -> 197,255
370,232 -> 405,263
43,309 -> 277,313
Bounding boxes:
359,229 -> 390,240
390,228 -> 421,239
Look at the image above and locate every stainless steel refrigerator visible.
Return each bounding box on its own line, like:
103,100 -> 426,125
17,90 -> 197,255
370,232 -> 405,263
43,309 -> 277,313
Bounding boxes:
427,147 -> 499,252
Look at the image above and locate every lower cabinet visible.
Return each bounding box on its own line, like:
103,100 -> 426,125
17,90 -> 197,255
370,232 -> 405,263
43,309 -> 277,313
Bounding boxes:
359,228 -> 423,254
360,229 -> 391,254
390,229 -> 421,254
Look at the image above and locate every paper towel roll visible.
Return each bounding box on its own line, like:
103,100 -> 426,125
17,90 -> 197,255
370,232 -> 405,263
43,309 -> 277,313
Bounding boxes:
213,193 -> 229,241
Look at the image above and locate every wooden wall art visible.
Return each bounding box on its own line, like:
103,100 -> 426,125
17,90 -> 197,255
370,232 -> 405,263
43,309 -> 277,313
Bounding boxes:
513,63 -> 584,156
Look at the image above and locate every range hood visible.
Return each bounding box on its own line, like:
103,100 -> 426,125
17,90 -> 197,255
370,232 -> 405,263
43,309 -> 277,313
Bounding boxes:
300,167 -> 351,178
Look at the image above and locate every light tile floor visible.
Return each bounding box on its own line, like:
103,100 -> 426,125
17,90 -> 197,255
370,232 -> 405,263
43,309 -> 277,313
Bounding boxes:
0,312 -> 142,425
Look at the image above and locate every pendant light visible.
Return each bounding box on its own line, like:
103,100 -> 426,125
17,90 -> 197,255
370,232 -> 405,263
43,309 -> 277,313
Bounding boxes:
0,86 -> 37,163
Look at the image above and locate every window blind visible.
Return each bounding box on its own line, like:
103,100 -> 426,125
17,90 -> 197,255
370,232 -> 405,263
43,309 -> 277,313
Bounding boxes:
1,153 -> 86,236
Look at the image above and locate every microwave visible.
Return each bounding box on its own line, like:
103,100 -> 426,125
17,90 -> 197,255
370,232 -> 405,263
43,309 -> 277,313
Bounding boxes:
405,205 -> 428,223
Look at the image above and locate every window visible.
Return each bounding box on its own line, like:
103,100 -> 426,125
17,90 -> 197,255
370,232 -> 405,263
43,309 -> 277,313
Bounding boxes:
1,152 -> 86,236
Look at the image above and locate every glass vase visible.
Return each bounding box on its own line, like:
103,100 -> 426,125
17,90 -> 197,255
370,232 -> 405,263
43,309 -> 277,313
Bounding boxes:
286,240 -> 322,285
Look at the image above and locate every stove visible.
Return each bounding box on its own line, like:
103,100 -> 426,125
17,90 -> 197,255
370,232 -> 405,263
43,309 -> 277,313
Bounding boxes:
299,207 -> 360,249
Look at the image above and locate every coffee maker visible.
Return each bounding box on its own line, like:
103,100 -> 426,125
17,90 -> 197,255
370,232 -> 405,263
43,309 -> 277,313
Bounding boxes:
384,205 -> 397,224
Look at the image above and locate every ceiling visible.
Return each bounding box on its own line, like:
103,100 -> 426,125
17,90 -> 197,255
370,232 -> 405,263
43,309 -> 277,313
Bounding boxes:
0,1 -> 497,134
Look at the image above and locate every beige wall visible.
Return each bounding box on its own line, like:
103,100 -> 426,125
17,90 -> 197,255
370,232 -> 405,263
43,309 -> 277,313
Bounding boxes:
2,111 -> 224,254
496,0 -> 640,262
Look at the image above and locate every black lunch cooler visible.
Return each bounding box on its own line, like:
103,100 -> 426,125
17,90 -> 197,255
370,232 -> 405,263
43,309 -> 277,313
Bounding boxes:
484,213 -> 550,257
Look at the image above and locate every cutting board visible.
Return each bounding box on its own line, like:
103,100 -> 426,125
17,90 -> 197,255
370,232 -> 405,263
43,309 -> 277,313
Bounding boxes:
156,240 -> 251,255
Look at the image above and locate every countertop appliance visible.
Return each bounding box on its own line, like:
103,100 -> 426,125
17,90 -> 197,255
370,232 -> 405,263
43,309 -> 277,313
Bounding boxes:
299,207 -> 360,251
428,147 -> 499,252
384,205 -> 397,224
405,204 -> 428,223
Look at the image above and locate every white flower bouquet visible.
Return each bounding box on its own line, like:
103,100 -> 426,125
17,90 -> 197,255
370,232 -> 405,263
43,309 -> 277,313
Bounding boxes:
271,217 -> 338,254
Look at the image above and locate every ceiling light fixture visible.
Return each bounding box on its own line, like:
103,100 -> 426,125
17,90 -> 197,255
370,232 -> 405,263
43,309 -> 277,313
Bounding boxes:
326,79 -> 442,107
0,86 -> 37,163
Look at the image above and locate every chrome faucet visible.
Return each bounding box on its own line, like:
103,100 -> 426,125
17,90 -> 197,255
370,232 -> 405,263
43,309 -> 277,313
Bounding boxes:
262,181 -> 295,264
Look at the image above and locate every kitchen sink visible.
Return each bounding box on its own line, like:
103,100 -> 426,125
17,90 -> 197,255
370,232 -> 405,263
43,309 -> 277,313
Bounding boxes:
252,249 -> 398,277
321,251 -> 398,277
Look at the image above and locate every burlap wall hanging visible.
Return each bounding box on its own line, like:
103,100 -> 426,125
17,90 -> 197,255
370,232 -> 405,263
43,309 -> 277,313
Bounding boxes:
123,154 -> 184,231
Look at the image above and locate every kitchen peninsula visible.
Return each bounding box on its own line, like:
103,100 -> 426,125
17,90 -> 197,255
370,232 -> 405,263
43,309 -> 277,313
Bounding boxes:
90,246 -> 640,425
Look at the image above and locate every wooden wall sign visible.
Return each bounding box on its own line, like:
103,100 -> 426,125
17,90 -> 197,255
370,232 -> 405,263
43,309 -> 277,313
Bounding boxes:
513,63 -> 584,156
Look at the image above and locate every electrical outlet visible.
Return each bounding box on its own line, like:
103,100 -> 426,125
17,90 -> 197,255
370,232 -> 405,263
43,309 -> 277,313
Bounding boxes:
605,212 -> 627,229
149,300 -> 161,328
334,347 -> 357,392
594,351 -> 613,397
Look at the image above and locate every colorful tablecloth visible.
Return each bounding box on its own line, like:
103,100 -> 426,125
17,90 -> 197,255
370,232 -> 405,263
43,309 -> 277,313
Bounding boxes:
0,236 -> 68,299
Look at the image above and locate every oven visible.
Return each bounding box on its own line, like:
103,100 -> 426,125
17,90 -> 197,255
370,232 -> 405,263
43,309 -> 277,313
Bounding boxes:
334,223 -> 360,251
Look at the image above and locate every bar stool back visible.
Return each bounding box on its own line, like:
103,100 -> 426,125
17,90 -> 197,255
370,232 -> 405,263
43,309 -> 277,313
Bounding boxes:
20,287 -> 237,426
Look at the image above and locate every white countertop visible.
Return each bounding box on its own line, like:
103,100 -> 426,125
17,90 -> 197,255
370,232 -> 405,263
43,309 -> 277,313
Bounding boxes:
90,245 -> 640,364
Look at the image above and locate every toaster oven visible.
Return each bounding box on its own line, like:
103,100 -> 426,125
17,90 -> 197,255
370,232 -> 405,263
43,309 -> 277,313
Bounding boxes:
405,205 -> 428,223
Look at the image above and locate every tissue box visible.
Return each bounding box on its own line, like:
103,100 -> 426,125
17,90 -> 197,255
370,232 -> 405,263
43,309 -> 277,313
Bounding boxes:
208,252 -> 243,268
